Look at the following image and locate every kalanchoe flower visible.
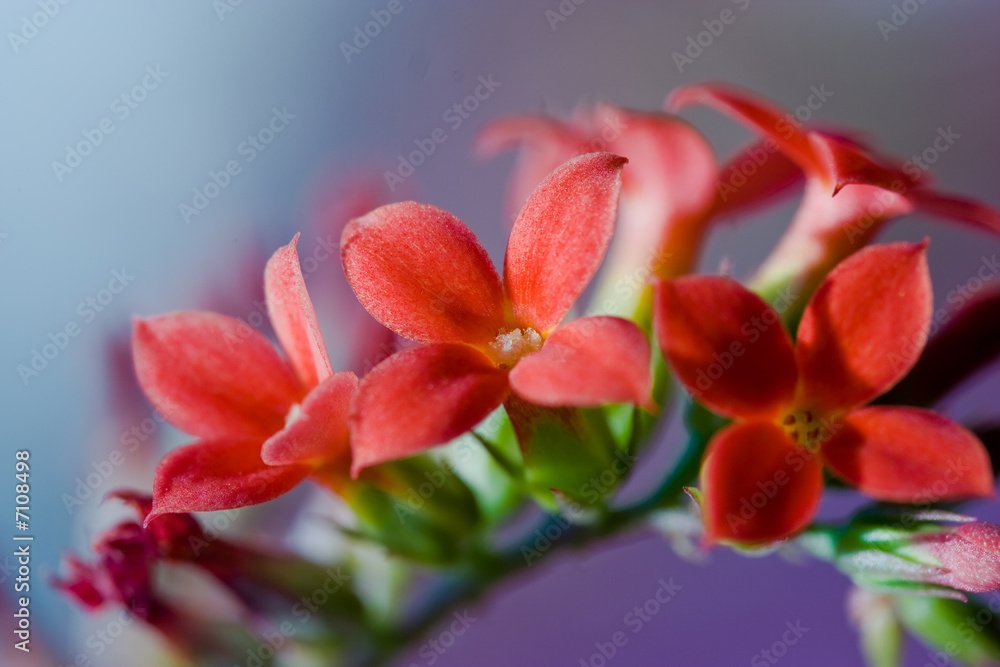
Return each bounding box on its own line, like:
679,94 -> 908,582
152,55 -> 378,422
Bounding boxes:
655,241 -> 994,544
668,82 -> 1000,300
478,104 -> 802,317
342,152 -> 654,475
133,234 -> 357,521
53,517 -> 182,643
53,497 -> 338,662
921,522 -> 1000,593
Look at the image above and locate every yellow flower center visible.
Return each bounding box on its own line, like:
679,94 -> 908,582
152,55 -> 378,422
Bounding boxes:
487,327 -> 542,369
780,409 -> 824,450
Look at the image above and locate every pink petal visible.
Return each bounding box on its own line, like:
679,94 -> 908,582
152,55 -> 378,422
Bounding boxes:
711,140 -> 804,220
821,407 -> 994,503
147,439 -> 310,523
910,189 -> 1000,235
349,344 -> 510,476
342,202 -> 506,346
654,276 -> 798,420
508,316 -> 653,410
796,242 -> 932,415
476,114 -> 589,220
264,234 -> 333,391
925,523 -> 1000,593
701,421 -> 824,544
261,371 -> 358,467
590,105 -> 718,281
667,83 -> 825,178
132,312 -> 303,440
753,179 -> 914,288
504,152 -> 627,333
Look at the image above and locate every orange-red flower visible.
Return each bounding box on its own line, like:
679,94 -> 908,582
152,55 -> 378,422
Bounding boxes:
133,235 -> 356,522
342,153 -> 653,476
668,83 -> 1000,291
655,242 -> 994,544
478,103 -> 802,313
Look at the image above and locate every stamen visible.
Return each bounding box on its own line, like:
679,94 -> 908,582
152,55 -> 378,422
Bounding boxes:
488,327 -> 543,368
779,408 -> 826,449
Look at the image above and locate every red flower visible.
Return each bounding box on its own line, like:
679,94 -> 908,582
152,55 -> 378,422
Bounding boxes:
478,104 -> 801,314
655,242 -> 994,544
342,153 -> 653,475
133,235 -> 356,522
668,83 -> 1000,291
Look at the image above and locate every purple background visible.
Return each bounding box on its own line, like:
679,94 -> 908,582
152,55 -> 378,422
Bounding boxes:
4,2 -> 1000,665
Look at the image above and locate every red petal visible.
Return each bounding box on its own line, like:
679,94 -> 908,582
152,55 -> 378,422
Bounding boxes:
342,202 -> 506,346
821,407 -> 994,502
910,188 -> 1000,235
476,114 -> 588,220
701,421 -> 824,544
796,242 -> 932,414
654,277 -> 797,420
590,105 -> 718,281
349,344 -> 510,476
261,371 -> 358,467
753,180 -> 914,287
132,312 -> 302,440
147,439 -> 310,522
504,152 -> 627,333
508,316 -> 653,410
264,234 -> 333,391
667,83 -> 825,178
52,556 -> 109,609
880,288 -> 1000,408
711,140 -> 804,220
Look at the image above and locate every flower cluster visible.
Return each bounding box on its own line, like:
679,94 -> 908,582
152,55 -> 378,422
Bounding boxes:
60,83 -> 1000,667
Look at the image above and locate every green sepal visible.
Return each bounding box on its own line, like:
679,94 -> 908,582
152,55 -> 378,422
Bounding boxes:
895,594 -> 1000,665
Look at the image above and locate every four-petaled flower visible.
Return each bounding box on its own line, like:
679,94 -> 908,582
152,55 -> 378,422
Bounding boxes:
478,103 -> 802,314
342,152 -> 654,476
655,241 -> 994,544
133,235 -> 357,521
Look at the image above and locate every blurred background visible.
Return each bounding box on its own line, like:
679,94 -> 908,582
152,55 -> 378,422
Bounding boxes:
4,2 -> 1000,665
